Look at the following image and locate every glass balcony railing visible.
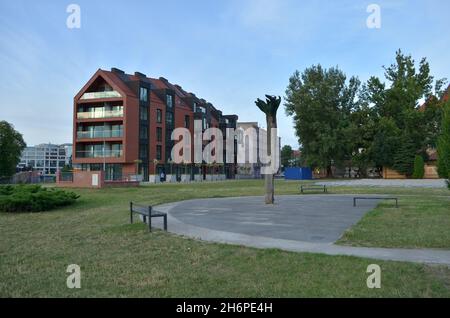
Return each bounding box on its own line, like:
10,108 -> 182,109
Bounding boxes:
80,91 -> 122,100
75,150 -> 123,158
77,109 -> 124,119
77,130 -> 123,139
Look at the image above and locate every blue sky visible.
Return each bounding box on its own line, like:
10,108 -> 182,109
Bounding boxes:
0,0 -> 449,147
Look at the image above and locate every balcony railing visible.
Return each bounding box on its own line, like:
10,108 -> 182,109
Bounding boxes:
77,130 -> 123,139
80,91 -> 122,100
77,109 -> 124,119
75,150 -> 123,158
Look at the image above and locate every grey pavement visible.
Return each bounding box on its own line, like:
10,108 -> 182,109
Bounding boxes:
150,195 -> 450,265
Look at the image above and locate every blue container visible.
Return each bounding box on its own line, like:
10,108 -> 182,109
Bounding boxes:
285,167 -> 312,180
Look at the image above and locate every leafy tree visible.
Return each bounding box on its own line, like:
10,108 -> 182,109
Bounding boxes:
412,155 -> 425,179
61,165 -> 72,173
370,117 -> 400,168
0,121 -> 26,177
363,50 -> 443,174
285,65 -> 360,177
392,134 -> 417,176
437,100 -> 450,178
281,145 -> 293,169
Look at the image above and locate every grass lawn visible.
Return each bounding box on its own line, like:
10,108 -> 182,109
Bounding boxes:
337,195 -> 450,249
0,180 -> 449,297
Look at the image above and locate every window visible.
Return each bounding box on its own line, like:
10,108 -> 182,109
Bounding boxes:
139,144 -> 148,159
140,106 -> 148,120
156,145 -> 162,160
166,112 -> 173,125
157,127 -> 162,142
140,87 -> 148,103
140,126 -> 148,139
166,94 -> 173,108
184,115 -> 190,129
157,109 -> 162,123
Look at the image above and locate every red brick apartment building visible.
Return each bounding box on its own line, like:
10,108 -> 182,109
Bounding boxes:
72,68 -> 238,182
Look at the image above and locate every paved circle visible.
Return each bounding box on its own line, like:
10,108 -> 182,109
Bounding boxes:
169,195 -> 381,243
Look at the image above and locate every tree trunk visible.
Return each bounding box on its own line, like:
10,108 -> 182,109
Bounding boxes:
326,165 -> 333,178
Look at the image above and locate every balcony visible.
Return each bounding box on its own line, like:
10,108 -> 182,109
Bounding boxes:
75,149 -> 123,158
195,106 -> 206,114
77,129 -> 123,139
80,91 -> 121,100
77,109 -> 124,119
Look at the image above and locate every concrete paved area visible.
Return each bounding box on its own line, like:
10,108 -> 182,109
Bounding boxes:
315,179 -> 447,188
168,195 -> 380,243
151,195 -> 450,265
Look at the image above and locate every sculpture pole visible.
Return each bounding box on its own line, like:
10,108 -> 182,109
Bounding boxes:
255,95 -> 281,204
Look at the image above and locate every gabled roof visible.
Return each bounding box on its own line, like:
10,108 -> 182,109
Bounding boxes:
75,69 -> 136,101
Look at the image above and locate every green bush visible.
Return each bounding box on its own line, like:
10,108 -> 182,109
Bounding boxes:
0,184 -> 79,212
412,155 -> 425,179
447,172 -> 450,190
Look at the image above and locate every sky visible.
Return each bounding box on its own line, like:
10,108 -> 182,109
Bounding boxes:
0,0 -> 449,148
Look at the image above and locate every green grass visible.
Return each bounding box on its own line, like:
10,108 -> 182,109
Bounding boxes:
337,196 -> 450,249
0,180 -> 449,297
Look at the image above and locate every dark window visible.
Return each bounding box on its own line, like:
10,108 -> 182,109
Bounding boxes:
139,144 -> 148,159
140,87 -> 148,103
140,126 -> 148,139
157,127 -> 162,142
156,145 -> 162,160
140,106 -> 148,120
184,115 -> 190,128
166,95 -> 173,108
157,109 -> 162,123
166,112 -> 173,125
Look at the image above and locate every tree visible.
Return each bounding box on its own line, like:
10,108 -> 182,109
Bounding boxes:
255,95 -> 281,204
437,100 -> 450,178
392,134 -> 417,177
281,145 -> 293,169
285,65 -> 361,177
0,121 -> 26,177
362,50 -> 444,175
61,165 -> 72,173
412,155 -> 425,179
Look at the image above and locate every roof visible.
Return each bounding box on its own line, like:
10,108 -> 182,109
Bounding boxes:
419,84 -> 450,111
79,68 -> 237,119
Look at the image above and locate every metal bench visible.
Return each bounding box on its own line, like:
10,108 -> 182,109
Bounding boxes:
130,202 -> 167,232
300,185 -> 328,193
353,197 -> 398,208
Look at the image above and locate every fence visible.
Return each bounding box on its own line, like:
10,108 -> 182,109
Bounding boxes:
0,171 -> 54,184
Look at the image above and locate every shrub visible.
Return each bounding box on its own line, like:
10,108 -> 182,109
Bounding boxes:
447,172 -> 450,190
0,184 -> 79,212
412,155 -> 425,179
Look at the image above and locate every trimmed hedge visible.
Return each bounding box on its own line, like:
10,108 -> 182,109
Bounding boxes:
0,185 -> 80,212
